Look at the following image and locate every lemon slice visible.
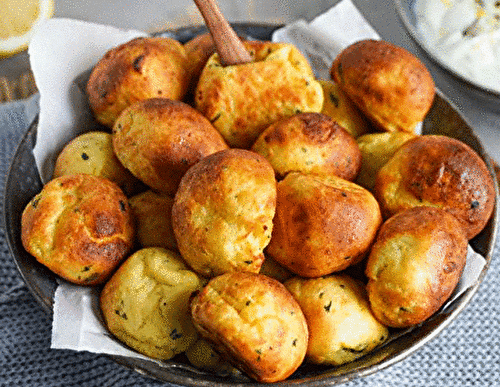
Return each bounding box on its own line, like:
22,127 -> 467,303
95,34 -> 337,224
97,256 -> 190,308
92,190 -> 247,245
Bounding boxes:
0,0 -> 55,58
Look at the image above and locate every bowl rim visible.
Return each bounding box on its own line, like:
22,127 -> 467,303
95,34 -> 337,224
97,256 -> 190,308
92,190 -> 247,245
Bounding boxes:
3,22 -> 499,387
393,0 -> 500,100
3,116 -> 56,311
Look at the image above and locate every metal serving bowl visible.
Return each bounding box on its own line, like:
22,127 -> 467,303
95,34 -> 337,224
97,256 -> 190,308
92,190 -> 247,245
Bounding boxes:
394,0 -> 500,112
3,23 -> 499,387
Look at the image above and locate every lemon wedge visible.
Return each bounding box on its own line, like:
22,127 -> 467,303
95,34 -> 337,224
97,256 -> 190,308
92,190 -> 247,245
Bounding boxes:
0,0 -> 55,58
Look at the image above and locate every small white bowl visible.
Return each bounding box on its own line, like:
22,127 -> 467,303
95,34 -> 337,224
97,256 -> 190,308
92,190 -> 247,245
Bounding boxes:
394,0 -> 500,112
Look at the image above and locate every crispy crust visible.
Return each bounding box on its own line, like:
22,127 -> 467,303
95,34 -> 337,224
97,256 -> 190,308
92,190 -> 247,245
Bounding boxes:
252,112 -> 361,181
21,174 -> 135,285
195,41 -> 324,148
190,272 -> 308,382
172,149 -> 276,277
365,206 -> 468,328
87,37 -> 191,127
266,172 -> 382,277
374,135 -> 496,239
112,98 -> 228,195
331,39 -> 435,133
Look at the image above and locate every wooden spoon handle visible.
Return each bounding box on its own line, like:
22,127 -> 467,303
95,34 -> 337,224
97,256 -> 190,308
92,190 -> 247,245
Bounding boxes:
192,0 -> 252,66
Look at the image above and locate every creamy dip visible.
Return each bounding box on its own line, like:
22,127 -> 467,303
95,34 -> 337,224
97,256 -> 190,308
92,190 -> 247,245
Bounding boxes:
413,0 -> 500,93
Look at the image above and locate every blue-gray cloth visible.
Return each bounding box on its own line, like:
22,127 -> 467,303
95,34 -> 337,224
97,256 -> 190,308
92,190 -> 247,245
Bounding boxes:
1,95 -> 499,387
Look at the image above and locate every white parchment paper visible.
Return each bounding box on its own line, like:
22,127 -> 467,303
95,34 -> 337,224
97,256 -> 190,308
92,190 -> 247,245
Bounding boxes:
29,18 -> 147,182
27,0 -> 486,358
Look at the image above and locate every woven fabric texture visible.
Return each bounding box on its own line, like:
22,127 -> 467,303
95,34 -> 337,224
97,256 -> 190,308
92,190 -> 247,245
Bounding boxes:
1,95 -> 499,387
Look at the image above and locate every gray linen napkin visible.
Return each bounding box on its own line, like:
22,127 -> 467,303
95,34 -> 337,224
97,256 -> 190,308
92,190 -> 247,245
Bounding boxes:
0,96 -> 499,386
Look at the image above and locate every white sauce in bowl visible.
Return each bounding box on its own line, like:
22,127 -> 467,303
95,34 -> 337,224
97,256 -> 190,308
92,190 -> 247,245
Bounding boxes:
414,0 -> 500,93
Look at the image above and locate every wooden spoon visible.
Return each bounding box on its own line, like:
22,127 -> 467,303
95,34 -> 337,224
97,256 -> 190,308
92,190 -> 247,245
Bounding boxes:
192,0 -> 252,66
